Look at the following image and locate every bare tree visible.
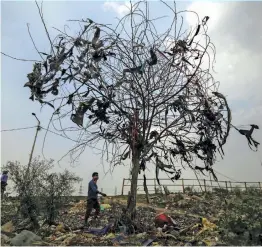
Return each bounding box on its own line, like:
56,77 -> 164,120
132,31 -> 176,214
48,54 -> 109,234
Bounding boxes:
22,1 -> 259,218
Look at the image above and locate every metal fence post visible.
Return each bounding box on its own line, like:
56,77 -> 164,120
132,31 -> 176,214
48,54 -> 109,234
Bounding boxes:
203,179 -> 207,192
154,179 -> 157,194
182,179 -> 185,193
121,178 -> 125,195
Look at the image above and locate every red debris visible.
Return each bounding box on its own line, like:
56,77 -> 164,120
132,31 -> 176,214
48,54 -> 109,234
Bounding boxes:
154,213 -> 173,228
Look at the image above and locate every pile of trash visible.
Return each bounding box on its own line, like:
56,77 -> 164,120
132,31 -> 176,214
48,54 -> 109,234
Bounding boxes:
0,202 -> 220,246
1,189 -> 262,246
68,199 -> 112,215
68,200 -> 86,214
0,200 -> 19,226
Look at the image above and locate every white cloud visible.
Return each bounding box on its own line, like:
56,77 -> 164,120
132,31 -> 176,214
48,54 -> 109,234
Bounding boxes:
186,2 -> 224,32
185,2 -> 262,103
183,2 -> 262,182
103,1 -> 131,17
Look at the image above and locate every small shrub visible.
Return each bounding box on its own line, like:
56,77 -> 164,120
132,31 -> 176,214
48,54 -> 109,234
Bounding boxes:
233,186 -> 242,197
163,186 -> 170,195
213,187 -> 229,195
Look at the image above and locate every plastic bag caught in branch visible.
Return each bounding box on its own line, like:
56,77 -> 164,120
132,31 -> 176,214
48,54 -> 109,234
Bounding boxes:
238,125 -> 260,150
71,98 -> 96,127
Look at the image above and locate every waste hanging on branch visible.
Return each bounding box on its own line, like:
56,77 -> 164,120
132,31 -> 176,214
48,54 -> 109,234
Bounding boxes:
23,1 -> 259,192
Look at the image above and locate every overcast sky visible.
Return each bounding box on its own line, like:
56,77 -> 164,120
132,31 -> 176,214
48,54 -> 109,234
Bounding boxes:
1,1 -> 262,196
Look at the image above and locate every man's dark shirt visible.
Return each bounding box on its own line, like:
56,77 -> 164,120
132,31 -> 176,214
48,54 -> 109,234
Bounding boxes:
88,179 -> 98,199
1,174 -> 8,183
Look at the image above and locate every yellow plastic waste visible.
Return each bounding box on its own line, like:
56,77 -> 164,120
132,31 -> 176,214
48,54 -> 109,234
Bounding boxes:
196,218 -> 217,236
153,242 -> 159,246
1,221 -> 14,233
105,233 -> 116,239
56,223 -> 66,233
202,218 -> 217,229
203,239 -> 212,246
101,203 -> 111,209
102,197 -> 113,204
203,237 -> 218,246
136,232 -> 147,238
83,233 -> 95,238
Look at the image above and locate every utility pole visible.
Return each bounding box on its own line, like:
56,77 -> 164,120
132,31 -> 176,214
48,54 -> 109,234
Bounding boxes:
19,113 -> 41,229
28,113 -> 41,166
79,183 -> 83,196
26,113 -> 41,175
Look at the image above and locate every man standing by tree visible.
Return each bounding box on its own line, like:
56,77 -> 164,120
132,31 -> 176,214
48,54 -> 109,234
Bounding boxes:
84,172 -> 107,227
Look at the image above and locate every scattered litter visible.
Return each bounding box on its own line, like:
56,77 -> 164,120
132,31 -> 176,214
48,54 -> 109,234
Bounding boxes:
196,218 -> 217,235
101,203 -> 111,209
55,223 -> 66,233
1,189 -> 261,246
111,234 -> 128,245
62,233 -> 77,246
105,233 -> 116,239
1,233 -> 11,245
1,221 -> 14,233
10,230 -> 41,246
142,237 -> 157,246
84,224 -> 112,236
155,213 -> 177,228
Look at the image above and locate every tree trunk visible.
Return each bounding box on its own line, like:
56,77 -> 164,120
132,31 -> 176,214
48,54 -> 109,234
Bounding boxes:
47,201 -> 56,225
143,175 -> 150,204
22,196 -> 40,229
127,153 -> 140,219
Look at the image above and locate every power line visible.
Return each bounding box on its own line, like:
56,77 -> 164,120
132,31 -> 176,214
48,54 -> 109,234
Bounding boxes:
0,125 -> 253,183
41,127 -> 78,143
0,124 -> 115,154
40,127 -> 112,154
1,126 -> 37,132
1,52 -> 40,62
180,162 -> 239,182
212,168 -> 239,182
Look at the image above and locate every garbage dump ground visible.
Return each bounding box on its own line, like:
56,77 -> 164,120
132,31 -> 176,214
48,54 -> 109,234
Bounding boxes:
1,188 -> 262,246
